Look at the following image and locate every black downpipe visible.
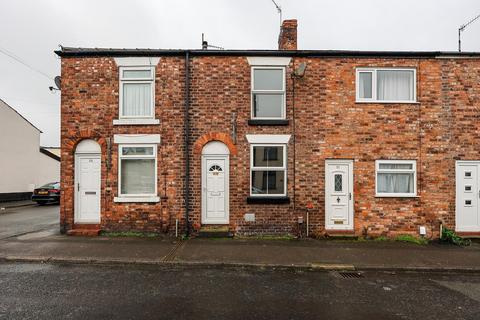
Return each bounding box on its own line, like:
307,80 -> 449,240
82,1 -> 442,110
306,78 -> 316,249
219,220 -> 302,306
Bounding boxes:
184,51 -> 191,236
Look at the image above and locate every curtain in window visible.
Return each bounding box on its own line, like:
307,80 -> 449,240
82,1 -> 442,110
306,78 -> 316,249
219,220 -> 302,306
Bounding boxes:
123,83 -> 152,116
377,173 -> 414,194
359,72 -> 372,99
121,159 -> 155,194
377,71 -> 413,101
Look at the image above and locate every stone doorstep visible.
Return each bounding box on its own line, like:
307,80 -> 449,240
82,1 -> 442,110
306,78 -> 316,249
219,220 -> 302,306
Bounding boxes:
198,225 -> 233,238
324,229 -> 358,239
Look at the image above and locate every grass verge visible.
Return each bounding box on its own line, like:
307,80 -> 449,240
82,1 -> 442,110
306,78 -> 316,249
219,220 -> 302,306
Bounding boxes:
100,231 -> 160,238
394,234 -> 429,245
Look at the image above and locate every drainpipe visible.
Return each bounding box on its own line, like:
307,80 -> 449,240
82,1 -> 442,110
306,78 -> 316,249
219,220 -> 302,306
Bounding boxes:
184,51 -> 191,236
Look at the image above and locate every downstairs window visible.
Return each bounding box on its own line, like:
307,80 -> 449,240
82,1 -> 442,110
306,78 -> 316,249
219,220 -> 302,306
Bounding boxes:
376,160 -> 417,197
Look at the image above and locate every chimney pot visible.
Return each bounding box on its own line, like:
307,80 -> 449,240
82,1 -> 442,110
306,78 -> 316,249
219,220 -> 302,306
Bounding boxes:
278,19 -> 297,50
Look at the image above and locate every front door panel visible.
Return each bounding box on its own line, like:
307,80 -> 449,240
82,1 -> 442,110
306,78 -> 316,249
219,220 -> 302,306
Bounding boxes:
76,156 -> 101,223
456,162 -> 480,232
202,156 -> 229,224
326,160 -> 353,230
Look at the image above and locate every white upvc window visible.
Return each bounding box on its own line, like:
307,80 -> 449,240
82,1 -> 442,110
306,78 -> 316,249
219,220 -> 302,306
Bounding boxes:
119,66 -> 155,119
250,144 -> 287,196
251,66 -> 286,119
118,144 -> 157,198
375,160 -> 417,197
356,68 -> 416,103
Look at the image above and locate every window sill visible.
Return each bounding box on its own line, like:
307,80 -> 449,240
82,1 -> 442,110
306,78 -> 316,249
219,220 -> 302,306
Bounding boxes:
375,195 -> 419,198
355,101 -> 419,104
113,118 -> 160,125
247,196 -> 290,204
248,119 -> 289,126
114,196 -> 160,203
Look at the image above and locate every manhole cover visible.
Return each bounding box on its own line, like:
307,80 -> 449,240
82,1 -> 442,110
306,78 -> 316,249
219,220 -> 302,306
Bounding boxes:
338,271 -> 364,279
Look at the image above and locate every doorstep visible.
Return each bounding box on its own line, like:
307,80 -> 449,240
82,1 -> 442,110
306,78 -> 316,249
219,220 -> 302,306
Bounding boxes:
198,225 -> 233,238
66,224 -> 101,237
324,229 -> 358,239
456,232 -> 480,238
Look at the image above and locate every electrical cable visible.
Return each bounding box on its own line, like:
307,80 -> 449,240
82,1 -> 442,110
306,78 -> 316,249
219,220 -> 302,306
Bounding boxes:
0,46 -> 53,80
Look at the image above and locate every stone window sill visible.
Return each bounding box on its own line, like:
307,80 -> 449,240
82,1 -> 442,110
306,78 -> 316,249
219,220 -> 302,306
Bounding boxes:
113,196 -> 160,203
247,196 -> 290,204
113,118 -> 160,125
375,195 -> 420,199
248,119 -> 289,126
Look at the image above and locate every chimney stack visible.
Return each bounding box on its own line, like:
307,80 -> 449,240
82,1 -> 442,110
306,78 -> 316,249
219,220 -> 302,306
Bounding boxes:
278,19 -> 297,50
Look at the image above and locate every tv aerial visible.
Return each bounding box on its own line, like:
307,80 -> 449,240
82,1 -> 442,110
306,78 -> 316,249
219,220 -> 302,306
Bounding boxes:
458,13 -> 480,52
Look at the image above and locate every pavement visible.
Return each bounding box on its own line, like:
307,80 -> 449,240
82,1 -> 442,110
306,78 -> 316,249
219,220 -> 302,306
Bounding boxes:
2,262 -> 480,319
0,199 -> 37,210
1,204 -> 480,272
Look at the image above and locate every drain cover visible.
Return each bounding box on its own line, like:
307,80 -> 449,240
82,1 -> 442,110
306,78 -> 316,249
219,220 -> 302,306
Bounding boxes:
338,272 -> 364,279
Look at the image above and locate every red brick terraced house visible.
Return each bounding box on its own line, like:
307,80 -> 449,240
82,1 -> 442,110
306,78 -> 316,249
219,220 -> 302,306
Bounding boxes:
56,20 -> 480,238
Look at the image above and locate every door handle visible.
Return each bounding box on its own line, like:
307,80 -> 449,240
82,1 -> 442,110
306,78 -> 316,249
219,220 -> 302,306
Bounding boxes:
77,183 -> 80,192
349,192 -> 352,200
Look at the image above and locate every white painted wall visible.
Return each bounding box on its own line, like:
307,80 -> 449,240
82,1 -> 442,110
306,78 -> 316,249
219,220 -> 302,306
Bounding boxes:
0,100 -> 59,194
37,151 -> 60,187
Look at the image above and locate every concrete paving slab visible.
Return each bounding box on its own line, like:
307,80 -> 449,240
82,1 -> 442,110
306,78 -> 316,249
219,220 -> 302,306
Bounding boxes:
175,238 -> 480,271
0,237 -> 179,263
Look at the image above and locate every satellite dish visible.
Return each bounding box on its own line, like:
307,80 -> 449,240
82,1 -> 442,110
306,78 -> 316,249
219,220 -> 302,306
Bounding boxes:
54,76 -> 61,90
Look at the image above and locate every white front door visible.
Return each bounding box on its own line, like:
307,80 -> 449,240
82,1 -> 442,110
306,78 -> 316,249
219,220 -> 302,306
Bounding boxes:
202,156 -> 229,224
456,161 -> 480,232
325,160 -> 354,230
75,155 -> 101,224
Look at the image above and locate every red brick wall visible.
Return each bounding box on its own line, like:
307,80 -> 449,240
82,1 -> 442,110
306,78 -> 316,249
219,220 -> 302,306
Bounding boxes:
60,54 -> 480,238
60,56 -> 186,234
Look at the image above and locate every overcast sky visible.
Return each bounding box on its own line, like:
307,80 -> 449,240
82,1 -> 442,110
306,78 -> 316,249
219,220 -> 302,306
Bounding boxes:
0,0 -> 479,147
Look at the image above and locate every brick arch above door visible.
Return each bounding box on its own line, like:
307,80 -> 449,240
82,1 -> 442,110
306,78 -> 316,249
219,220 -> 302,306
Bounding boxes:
193,132 -> 237,156
63,129 -> 106,154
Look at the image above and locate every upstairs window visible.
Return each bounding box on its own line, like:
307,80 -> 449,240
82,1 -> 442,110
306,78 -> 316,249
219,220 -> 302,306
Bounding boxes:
251,67 -> 286,119
250,145 -> 287,196
356,68 -> 416,103
119,67 -> 155,118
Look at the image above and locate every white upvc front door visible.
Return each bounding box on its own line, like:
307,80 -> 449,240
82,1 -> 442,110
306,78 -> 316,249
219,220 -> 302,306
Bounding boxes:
325,160 -> 354,230
456,161 -> 480,232
202,156 -> 229,224
75,155 -> 101,224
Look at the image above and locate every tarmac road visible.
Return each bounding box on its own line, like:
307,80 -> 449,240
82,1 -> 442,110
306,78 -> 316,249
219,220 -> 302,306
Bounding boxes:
0,204 -> 58,240
0,262 -> 479,320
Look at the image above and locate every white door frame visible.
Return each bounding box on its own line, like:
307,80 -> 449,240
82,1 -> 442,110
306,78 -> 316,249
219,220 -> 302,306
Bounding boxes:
201,154 -> 229,224
74,153 -> 101,224
325,159 -> 354,230
456,160 -> 480,232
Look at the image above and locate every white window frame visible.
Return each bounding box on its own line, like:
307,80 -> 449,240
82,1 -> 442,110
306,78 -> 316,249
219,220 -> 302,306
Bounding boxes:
249,144 -> 287,197
375,160 -> 417,197
251,66 -> 286,120
356,68 -> 417,103
119,66 -> 155,119
118,144 -> 158,198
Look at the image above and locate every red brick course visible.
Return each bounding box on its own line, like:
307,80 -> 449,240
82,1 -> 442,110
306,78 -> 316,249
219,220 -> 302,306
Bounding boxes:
59,53 -> 480,239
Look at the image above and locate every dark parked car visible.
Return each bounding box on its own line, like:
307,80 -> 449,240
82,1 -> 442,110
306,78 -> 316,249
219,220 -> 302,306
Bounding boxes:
32,182 -> 60,205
